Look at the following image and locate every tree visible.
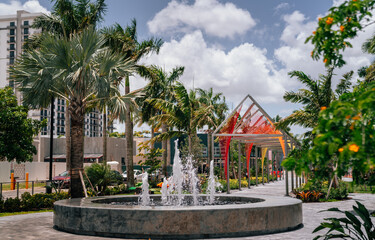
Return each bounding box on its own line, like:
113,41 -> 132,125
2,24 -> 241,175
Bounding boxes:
11,28 -> 135,198
276,68 -> 352,137
306,0 -> 375,67
150,82 -> 213,155
137,65 -> 184,176
101,20 -> 163,187
0,87 -> 44,163
27,0 -> 107,171
196,88 -> 228,163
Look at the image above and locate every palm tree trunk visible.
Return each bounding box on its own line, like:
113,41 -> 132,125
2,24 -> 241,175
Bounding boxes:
188,133 -> 192,155
162,123 -> 168,177
125,76 -> 135,187
65,102 -> 71,171
208,130 -> 212,163
150,125 -> 155,150
69,104 -> 84,198
102,107 -> 107,163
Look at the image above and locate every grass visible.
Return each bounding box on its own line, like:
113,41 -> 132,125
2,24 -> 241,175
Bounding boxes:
0,209 -> 52,217
344,182 -> 375,194
1,182 -> 45,191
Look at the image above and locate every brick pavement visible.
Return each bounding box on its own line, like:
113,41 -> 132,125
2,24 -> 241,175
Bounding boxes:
0,177 -> 374,240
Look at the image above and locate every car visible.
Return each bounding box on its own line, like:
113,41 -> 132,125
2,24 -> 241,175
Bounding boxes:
122,169 -> 142,181
53,171 -> 70,188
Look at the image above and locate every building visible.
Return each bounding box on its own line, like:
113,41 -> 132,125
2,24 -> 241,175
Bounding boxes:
0,10 -> 113,137
0,10 -> 42,92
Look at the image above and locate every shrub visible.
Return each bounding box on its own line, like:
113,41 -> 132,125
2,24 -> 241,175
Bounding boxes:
0,192 -> 70,213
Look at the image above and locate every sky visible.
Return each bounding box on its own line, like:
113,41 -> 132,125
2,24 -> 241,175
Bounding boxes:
2,0 -> 375,135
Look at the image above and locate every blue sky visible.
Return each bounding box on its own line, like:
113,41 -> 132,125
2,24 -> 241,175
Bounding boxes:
2,0 -> 375,135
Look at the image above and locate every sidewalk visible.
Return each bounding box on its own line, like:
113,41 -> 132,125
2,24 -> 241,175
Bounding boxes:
1,187 -> 46,199
0,177 -> 374,240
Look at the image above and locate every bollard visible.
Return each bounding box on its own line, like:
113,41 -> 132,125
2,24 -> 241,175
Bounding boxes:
11,173 -> 15,190
26,173 -> 29,189
16,182 -> 19,198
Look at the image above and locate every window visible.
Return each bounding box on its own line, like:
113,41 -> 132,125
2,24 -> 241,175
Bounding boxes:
23,20 -> 29,26
9,51 -> 15,58
10,44 -> 15,50
24,28 -> 29,35
24,36 -> 28,41
57,99 -> 60,104
202,147 -> 208,156
9,80 -> 14,88
214,147 -> 222,156
10,37 -> 15,42
9,29 -> 15,35
10,22 -> 15,27
9,58 -> 14,65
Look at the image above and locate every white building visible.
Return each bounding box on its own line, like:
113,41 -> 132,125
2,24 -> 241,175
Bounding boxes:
0,10 -> 113,138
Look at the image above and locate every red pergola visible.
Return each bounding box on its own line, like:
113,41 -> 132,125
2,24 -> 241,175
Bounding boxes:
212,95 -> 298,194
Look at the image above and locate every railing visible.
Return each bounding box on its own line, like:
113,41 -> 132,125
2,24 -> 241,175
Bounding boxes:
0,180 -> 36,199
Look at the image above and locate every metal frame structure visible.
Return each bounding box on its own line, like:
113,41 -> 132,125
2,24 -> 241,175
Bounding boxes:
212,95 -> 299,195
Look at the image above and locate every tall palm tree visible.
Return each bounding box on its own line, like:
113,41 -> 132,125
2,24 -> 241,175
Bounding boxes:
150,82 -> 213,155
276,68 -> 352,137
101,20 -> 163,187
138,65 -> 184,176
11,28 -> 136,198
26,0 -> 107,171
196,88 -> 228,163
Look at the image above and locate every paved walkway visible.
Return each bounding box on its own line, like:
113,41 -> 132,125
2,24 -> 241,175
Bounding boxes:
0,178 -> 374,240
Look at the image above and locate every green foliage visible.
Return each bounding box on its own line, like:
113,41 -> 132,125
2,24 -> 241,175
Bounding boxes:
85,163 -> 123,195
0,192 -> 69,213
137,142 -> 163,175
313,201 -> 375,240
218,177 -> 268,192
310,81 -> 375,182
298,180 -> 349,201
180,135 -> 205,164
306,0 -> 375,67
0,88 -> 45,162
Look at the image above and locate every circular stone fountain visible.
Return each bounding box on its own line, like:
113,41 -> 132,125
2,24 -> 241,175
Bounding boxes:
53,194 -> 302,239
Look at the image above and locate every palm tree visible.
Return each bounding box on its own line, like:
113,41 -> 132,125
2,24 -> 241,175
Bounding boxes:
196,88 -> 228,163
101,20 -> 163,187
11,28 -> 136,198
150,82 -> 213,155
26,0 -> 107,171
138,65 -> 184,176
276,68 -> 352,137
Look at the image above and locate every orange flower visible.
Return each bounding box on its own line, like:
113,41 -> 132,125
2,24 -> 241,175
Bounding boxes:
338,148 -> 344,152
345,115 -> 351,119
311,51 -> 313,57
347,17 -> 352,22
352,115 -> 360,120
340,25 -> 345,32
318,17 -> 322,21
349,144 -> 359,152
350,123 -> 355,130
313,31 -> 316,35
326,17 -> 334,25
157,182 -> 163,188
324,59 -> 328,63
320,106 -> 327,111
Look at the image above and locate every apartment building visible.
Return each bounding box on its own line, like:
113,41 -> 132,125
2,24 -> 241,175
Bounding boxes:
0,10 -> 114,137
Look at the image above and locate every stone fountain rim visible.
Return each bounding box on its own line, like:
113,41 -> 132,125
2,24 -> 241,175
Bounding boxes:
54,194 -> 301,211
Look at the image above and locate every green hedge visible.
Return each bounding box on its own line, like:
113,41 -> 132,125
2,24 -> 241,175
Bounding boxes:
0,192 -> 70,213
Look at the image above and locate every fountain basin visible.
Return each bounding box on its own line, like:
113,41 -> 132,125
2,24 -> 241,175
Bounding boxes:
54,194 -> 302,239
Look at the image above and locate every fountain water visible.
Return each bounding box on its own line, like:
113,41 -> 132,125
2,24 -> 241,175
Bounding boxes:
207,160 -> 217,204
139,172 -> 150,206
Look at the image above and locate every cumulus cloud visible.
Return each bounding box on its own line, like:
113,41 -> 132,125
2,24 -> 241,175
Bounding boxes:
147,0 -> 256,39
139,31 -> 288,104
274,2 -> 290,14
0,0 -> 48,15
274,10 -> 374,83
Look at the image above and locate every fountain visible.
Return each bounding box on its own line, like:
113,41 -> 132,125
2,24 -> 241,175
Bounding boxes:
54,140 -> 302,238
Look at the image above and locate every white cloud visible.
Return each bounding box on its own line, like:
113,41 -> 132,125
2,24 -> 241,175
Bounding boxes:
147,0 -> 256,39
139,31 -> 288,104
275,10 -> 374,82
274,2 -> 290,14
0,0 -> 48,15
